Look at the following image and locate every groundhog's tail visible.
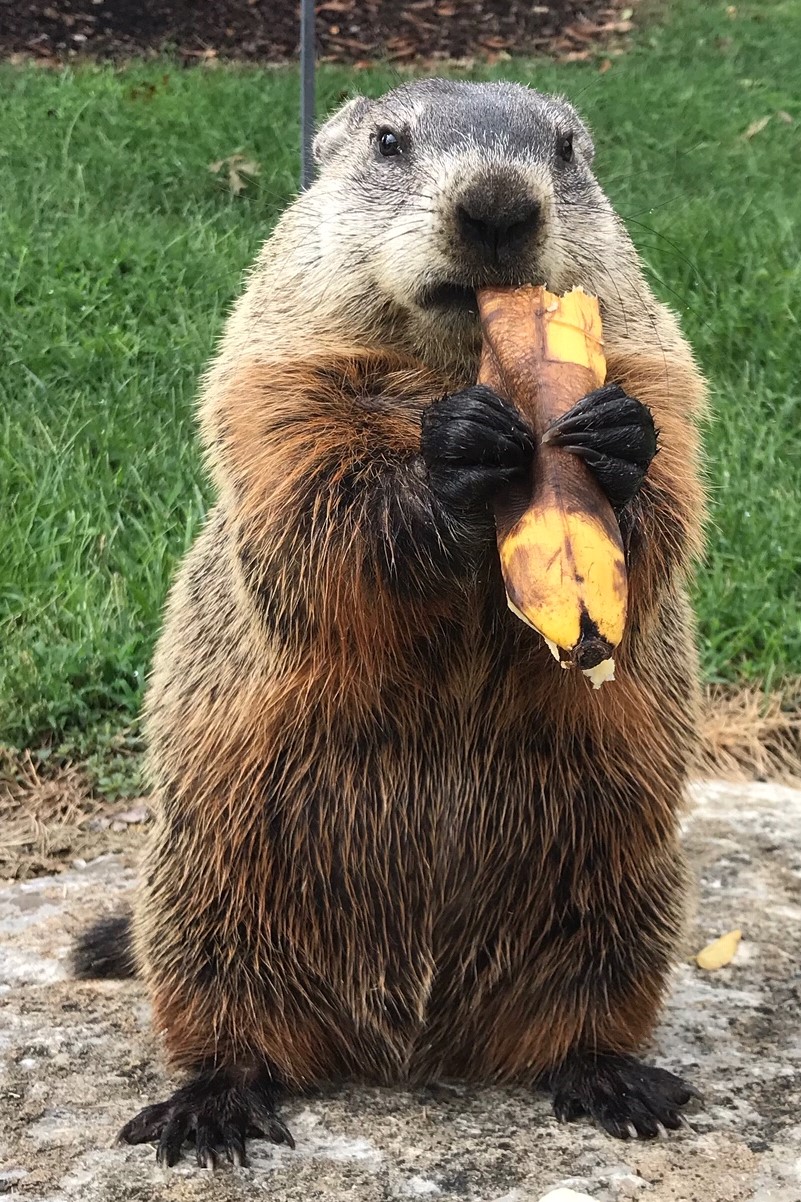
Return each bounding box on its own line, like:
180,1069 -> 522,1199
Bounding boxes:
71,914 -> 137,979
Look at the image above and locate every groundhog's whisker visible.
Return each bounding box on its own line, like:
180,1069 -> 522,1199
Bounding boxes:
564,200 -> 703,284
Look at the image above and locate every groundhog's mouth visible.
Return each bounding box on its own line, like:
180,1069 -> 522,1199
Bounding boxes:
416,282 -> 478,313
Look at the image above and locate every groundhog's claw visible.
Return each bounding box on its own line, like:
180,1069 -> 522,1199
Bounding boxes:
542,381 -> 657,510
119,1067 -> 294,1168
546,1051 -> 698,1140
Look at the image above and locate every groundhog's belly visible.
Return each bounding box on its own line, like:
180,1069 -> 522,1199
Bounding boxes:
145,526 -> 688,1085
243,663 -> 683,1087
245,699 -> 589,1086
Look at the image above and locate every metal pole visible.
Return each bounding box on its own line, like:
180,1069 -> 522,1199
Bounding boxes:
300,0 -> 316,190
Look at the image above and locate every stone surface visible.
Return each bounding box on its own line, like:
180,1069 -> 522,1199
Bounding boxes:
539,1190 -> 599,1202
1,780 -> 800,1202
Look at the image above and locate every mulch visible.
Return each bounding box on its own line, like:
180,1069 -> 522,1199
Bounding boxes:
1,0 -> 637,66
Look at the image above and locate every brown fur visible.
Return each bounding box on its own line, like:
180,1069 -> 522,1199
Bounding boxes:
136,333 -> 706,1088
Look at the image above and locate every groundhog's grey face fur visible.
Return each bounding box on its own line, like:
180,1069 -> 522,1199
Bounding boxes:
311,79 -> 623,343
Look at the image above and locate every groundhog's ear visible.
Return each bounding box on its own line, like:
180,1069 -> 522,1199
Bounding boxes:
313,96 -> 373,166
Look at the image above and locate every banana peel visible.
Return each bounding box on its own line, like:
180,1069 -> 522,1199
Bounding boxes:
696,929 -> 742,971
477,285 -> 627,686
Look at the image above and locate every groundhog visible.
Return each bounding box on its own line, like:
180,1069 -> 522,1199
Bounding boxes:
75,79 -> 706,1168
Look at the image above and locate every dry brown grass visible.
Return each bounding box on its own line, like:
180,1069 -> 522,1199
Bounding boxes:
0,748 -> 150,881
699,681 -> 801,787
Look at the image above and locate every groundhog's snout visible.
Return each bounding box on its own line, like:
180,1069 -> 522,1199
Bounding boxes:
455,171 -> 541,268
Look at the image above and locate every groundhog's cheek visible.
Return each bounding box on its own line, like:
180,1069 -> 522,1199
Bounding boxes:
374,227 -> 445,304
316,200 -> 347,259
536,236 -> 583,295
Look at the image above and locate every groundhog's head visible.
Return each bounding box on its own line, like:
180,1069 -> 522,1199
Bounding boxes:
310,79 -> 630,347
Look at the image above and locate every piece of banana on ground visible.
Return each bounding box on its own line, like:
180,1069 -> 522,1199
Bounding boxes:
477,284 -> 627,688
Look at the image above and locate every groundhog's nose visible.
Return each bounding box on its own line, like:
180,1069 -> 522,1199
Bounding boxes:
456,183 -> 541,262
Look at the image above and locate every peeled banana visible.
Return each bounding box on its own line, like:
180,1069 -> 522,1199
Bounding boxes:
476,285 -> 627,687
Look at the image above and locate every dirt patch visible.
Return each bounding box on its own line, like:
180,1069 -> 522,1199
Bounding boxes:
2,0 -> 638,65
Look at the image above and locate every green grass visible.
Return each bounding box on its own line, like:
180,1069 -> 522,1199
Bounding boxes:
2,0 -> 800,791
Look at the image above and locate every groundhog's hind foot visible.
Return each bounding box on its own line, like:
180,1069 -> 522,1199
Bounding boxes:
119,1066 -> 294,1168
546,1052 -> 698,1140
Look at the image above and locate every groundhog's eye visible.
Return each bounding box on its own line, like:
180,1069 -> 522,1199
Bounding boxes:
558,133 -> 575,164
377,128 -> 402,157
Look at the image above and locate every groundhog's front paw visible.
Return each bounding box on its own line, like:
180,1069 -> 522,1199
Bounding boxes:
421,384 -> 535,509
119,1067 -> 294,1168
542,382 -> 657,510
547,1051 -> 698,1139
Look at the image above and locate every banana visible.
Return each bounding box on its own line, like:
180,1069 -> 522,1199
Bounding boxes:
476,285 -> 627,687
